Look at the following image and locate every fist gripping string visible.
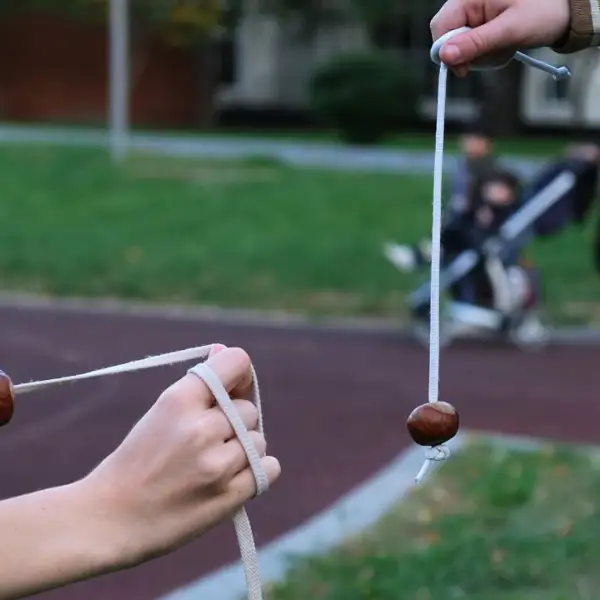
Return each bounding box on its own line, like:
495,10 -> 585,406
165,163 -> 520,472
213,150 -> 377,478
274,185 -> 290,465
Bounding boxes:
407,29 -> 571,484
0,346 -> 267,600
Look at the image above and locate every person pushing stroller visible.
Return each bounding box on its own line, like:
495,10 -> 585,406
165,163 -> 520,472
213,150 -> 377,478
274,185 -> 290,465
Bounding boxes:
388,165 -> 547,346
440,168 -> 538,314
384,124 -> 499,271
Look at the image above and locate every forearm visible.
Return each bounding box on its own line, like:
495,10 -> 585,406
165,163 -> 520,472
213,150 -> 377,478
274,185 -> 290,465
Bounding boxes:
0,480 -> 121,599
553,0 -> 600,52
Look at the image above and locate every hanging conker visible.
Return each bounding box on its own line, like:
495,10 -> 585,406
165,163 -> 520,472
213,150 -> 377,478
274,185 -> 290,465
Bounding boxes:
0,371 -> 15,427
406,401 -> 459,446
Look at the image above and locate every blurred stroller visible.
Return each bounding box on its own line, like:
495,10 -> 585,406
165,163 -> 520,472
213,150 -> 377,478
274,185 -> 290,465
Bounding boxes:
384,156 -> 588,349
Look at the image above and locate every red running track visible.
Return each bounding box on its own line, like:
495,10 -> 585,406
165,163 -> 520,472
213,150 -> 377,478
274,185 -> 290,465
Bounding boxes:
0,305 -> 599,599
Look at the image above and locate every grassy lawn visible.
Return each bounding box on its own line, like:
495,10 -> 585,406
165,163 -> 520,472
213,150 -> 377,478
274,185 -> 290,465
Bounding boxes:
264,437 -> 600,600
0,144 -> 597,324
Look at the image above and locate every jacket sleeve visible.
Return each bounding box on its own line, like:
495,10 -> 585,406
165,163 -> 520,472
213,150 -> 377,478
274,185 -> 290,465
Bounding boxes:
553,0 -> 600,53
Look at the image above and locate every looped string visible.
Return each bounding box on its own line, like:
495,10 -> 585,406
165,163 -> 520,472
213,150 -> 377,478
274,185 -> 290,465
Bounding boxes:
424,445 -> 450,462
13,344 -> 267,600
416,30 -> 572,484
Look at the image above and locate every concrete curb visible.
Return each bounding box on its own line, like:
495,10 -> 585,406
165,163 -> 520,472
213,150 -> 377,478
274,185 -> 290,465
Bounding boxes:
0,123 -> 543,176
160,430 -> 585,600
0,291 -> 405,336
160,434 -> 466,600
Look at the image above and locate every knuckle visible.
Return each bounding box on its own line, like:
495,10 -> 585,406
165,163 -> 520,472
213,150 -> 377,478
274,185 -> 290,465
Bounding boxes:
469,29 -> 489,54
157,385 -> 184,411
196,410 -> 226,444
429,0 -> 453,37
232,399 -> 259,424
430,15 -> 441,37
182,421 -> 210,453
197,455 -> 225,484
248,431 -> 267,455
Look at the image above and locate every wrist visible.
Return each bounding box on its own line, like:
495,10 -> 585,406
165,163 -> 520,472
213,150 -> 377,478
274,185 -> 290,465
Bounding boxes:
75,471 -> 144,572
553,0 -> 596,53
50,479 -> 130,578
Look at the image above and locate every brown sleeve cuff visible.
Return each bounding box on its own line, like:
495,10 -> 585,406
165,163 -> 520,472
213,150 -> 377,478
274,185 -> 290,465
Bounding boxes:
552,0 -> 597,53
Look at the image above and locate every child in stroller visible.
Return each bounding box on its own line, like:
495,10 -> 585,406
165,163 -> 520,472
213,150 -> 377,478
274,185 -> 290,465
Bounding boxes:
384,124 -> 499,272
386,167 -> 548,348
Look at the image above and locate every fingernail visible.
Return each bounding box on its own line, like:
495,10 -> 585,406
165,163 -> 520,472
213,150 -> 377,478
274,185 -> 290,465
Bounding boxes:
209,343 -> 227,357
442,44 -> 461,63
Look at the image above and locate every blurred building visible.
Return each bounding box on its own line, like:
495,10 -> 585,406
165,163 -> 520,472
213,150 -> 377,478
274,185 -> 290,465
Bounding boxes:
1,5 -> 599,133
217,8 -> 600,133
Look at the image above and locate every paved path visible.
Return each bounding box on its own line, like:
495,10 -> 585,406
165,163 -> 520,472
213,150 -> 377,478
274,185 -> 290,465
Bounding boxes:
0,124 -> 543,176
1,304 -> 599,599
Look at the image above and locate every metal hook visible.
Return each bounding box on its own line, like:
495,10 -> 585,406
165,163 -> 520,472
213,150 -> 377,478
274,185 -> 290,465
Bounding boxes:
430,26 -> 571,80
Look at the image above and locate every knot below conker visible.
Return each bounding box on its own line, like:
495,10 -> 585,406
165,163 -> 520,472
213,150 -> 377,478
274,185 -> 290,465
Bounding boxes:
0,371 -> 15,427
406,401 -> 459,446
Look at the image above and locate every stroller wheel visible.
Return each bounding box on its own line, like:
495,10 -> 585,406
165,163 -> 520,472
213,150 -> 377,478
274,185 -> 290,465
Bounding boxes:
508,313 -> 550,351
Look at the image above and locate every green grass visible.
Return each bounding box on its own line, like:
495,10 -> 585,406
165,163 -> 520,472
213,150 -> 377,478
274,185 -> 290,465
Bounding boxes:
264,438 -> 600,600
0,144 -> 597,323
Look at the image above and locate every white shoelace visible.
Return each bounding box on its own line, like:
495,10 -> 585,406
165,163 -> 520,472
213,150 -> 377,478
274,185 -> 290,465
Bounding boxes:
415,29 -> 570,483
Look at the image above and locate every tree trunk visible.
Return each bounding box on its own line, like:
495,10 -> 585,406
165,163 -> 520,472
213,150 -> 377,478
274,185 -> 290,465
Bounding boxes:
478,60 -> 522,136
193,38 -> 221,130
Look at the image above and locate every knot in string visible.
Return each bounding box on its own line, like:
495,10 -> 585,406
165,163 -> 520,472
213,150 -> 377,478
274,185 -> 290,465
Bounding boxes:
424,445 -> 450,462
416,29 -> 571,484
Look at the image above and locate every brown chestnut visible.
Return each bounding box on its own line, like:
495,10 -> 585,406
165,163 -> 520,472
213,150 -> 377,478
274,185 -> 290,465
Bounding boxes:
406,401 -> 459,446
0,371 -> 15,427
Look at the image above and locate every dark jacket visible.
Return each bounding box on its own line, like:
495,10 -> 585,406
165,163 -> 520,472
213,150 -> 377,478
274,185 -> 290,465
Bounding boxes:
524,157 -> 599,236
442,170 -> 523,261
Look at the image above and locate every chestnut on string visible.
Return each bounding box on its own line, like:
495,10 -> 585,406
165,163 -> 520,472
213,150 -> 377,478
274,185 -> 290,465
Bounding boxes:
406,401 -> 459,447
0,370 -> 15,427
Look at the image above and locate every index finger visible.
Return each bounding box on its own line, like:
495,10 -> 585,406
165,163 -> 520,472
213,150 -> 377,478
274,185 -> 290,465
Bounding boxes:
160,346 -> 254,411
430,0 -> 469,41
430,2 -> 474,76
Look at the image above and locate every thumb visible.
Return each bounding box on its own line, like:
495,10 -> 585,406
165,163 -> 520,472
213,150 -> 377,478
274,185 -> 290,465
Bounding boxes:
439,9 -> 521,66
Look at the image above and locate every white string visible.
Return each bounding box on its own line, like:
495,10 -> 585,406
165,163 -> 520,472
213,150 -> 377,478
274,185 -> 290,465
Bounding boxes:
415,62 -> 448,484
428,61 -> 447,407
13,347 -> 213,394
415,32 -> 572,484
188,362 -> 267,600
13,344 -> 267,600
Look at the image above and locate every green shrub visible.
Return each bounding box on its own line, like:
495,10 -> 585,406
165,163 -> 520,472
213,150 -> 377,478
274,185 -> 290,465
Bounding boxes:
308,51 -> 418,145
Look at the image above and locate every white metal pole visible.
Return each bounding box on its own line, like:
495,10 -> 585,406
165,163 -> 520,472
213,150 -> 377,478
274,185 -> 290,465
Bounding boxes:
108,0 -> 130,162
